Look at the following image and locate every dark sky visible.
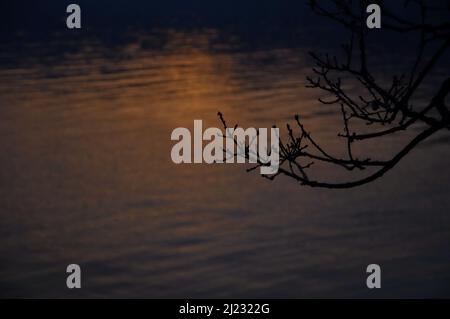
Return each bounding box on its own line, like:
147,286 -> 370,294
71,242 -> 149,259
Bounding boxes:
1,0 -> 311,31
3,0 -> 449,37
1,0 -> 449,55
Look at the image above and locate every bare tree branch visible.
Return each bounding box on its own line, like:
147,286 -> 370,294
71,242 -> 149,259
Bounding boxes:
219,0 -> 450,189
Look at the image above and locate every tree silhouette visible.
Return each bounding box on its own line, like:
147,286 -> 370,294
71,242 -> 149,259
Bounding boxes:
219,0 -> 450,188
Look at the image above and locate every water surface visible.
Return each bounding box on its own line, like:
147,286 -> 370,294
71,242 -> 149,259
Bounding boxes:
1,29 -> 450,298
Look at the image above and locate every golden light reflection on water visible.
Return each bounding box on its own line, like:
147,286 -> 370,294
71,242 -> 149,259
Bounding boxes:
1,30 -> 450,298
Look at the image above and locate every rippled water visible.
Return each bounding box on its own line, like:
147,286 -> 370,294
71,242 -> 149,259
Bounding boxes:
1,29 -> 450,298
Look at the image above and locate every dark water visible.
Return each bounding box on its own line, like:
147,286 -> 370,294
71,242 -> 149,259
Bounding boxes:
1,28 -> 450,298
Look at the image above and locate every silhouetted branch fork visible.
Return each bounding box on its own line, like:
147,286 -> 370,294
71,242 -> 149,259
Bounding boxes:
278,123 -> 443,189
